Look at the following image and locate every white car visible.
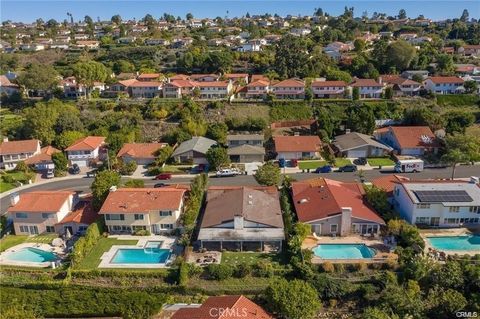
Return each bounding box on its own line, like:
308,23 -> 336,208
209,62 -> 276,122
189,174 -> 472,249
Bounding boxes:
46,169 -> 55,179
216,169 -> 239,177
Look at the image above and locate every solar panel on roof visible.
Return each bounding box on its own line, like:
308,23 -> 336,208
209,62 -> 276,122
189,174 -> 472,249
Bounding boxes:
414,190 -> 473,203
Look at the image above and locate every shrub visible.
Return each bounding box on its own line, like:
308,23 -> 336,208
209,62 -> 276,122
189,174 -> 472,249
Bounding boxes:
206,264 -> 234,280
178,262 -> 189,286
334,263 -> 345,273
254,260 -> 274,278
354,262 -> 367,272
119,161 -> 137,175
235,262 -> 252,278
1,175 -> 14,184
147,166 -> 163,176
133,229 -> 150,236
14,161 -> 29,173
322,262 -> 335,273
71,219 -> 105,266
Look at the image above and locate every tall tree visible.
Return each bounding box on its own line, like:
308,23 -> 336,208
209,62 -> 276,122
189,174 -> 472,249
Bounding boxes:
386,40 -> 416,72
72,61 -> 110,97
91,170 -> 121,211
111,14 -> 122,24
442,134 -> 480,179
16,63 -> 59,96
460,9 -> 469,22
274,35 -> 310,78
398,9 -> 407,19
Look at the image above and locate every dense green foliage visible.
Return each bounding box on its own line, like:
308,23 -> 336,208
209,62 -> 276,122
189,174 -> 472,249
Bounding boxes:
71,219 -> 105,266
254,162 -> 280,186
179,174 -> 208,244
90,170 -> 121,210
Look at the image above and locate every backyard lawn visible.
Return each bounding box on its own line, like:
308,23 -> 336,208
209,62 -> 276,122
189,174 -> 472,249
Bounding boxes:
0,235 -> 28,252
367,158 -> 395,167
298,158 -> 352,170
75,237 -> 138,270
221,251 -> 287,265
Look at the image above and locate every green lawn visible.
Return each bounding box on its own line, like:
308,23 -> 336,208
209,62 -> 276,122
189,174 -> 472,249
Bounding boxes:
298,158 -> 352,170
0,182 -> 15,193
75,237 -> 138,270
0,235 -> 28,252
334,158 -> 352,167
0,171 -> 35,193
162,165 -> 193,173
221,251 -> 286,265
367,158 -> 395,167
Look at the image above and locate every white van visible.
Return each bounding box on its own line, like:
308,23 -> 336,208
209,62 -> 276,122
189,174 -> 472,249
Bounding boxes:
394,159 -> 424,173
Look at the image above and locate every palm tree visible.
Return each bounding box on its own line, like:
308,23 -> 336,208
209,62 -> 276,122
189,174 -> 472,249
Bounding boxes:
442,149 -> 467,179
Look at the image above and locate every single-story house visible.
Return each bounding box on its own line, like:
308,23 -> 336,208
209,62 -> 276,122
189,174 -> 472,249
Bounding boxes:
116,142 -> 167,165
227,144 -> 265,163
172,137 -> 217,164
332,132 -> 393,158
273,135 -> 322,160
291,178 -> 385,236
198,186 -> 285,252
24,146 -> 61,171
373,126 -> 441,156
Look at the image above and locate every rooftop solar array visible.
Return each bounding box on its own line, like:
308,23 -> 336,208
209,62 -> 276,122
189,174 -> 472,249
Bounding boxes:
414,190 -> 473,203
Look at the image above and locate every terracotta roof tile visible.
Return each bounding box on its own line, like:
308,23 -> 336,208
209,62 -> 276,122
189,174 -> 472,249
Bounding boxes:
56,197 -> 98,225
311,80 -> 347,87
117,143 -> 166,159
137,73 -> 161,79
272,78 -> 305,87
24,146 -> 60,165
372,174 -> 410,195
350,79 -> 383,87
273,135 -> 321,153
0,139 -> 40,155
427,76 -> 464,84
65,136 -> 105,151
98,188 -> 186,214
129,81 -> 163,88
378,126 -> 440,149
8,191 -> 74,213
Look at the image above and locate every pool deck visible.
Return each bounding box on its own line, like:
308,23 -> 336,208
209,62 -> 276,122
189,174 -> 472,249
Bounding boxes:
98,235 -> 177,268
0,243 -> 65,268
303,235 -> 397,264
420,228 -> 479,257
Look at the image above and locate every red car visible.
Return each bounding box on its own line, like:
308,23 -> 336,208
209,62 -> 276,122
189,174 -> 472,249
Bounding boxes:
154,173 -> 172,180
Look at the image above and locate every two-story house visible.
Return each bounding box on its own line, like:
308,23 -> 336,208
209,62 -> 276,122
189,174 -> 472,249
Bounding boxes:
458,45 -> 480,57
244,79 -> 270,99
108,79 -> 137,96
271,78 -> 305,99
274,135 -> 322,160
311,80 -> 347,98
374,126 -> 440,156
197,81 -> 232,99
65,136 -> 106,167
350,79 -> 384,98
99,188 -> 186,234
162,80 -> 198,99
291,178 -> 385,236
423,77 -> 465,94
226,134 -> 265,163
197,186 -> 285,252
393,179 -> 480,227
189,74 -> 220,82
0,139 -> 41,170
380,75 -> 421,96
129,81 -> 163,98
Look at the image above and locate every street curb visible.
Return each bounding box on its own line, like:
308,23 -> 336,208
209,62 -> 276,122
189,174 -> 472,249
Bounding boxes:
0,175 -> 86,199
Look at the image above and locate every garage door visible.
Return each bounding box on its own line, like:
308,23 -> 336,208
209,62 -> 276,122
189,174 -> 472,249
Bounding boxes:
72,160 -> 88,167
347,150 -> 368,158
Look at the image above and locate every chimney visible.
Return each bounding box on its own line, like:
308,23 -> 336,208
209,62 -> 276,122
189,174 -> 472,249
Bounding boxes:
340,207 -> 352,236
233,215 -> 244,230
10,192 -> 20,206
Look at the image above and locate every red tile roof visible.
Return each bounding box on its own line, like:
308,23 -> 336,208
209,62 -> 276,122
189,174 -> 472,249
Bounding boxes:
190,74 -> 219,80
137,73 -> 161,79
0,139 -> 40,155
291,178 -> 385,224
247,80 -> 269,87
168,80 -> 198,88
351,79 -> 383,87
273,135 -> 321,152
272,78 -> 305,87
116,79 -> 138,87
65,136 -> 105,151
117,143 -> 166,159
378,126 -> 440,149
24,146 -> 60,165
98,188 -> 186,214
8,191 -> 74,213
0,75 -> 19,88
311,80 -> 347,87
427,76 -> 464,84
196,81 -> 230,87
372,174 -> 410,195
171,295 -> 273,319
169,74 -> 190,81
129,81 -> 163,88
251,75 -> 270,82
56,197 -> 98,225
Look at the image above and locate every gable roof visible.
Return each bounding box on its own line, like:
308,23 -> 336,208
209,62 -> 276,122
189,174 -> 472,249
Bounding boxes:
0,139 -> 40,155
171,295 -> 273,319
201,186 -> 283,228
98,188 -> 186,214
333,132 -> 392,152
0,75 -> 19,87
372,174 -> 410,195
56,197 -> 98,225
273,135 -> 322,153
247,80 -> 270,87
137,73 -> 161,80
8,191 -> 74,213
272,78 -> 305,87
291,178 -> 385,224
65,136 -> 105,151
116,79 -> 138,87
167,79 -> 198,88
350,79 -> 383,87
172,137 -> 217,157
24,146 -> 60,165
227,144 -> 265,156
227,134 -> 264,141
426,76 -> 464,84
311,80 -> 347,87
169,74 -> 190,81
377,126 -> 440,149
117,143 -> 166,159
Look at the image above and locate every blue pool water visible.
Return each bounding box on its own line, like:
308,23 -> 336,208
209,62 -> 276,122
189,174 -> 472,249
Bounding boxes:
313,244 -> 376,259
427,235 -> 480,251
6,247 -> 57,263
144,241 -> 163,249
111,248 -> 170,264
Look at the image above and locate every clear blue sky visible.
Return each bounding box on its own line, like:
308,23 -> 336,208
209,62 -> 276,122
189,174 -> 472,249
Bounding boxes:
1,1 -> 478,23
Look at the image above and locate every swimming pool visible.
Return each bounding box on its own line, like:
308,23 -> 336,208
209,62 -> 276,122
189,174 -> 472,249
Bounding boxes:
111,248 -> 170,264
5,247 -> 57,263
144,241 -> 163,249
313,244 -> 376,259
427,235 -> 480,251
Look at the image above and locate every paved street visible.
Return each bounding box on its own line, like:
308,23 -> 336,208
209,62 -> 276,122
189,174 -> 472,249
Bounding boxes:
1,165 -> 479,214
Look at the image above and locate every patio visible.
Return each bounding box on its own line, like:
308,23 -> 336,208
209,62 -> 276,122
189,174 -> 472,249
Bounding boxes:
0,242 -> 66,268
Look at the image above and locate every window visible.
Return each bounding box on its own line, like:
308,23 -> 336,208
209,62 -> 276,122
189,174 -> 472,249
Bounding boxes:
19,225 -> 28,233
46,226 -> 55,233
134,214 -> 144,220
42,213 -> 54,219
105,214 -> 124,221
78,226 -> 88,231
159,211 -> 172,217
15,213 -> 28,219
160,224 -> 173,230
449,206 -> 460,213
469,206 -> 480,214
330,224 -> 338,233
417,203 -> 430,209
416,217 -> 429,224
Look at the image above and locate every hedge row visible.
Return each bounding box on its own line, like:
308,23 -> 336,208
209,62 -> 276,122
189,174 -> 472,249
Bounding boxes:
436,94 -> 480,107
71,219 -> 105,266
180,174 -> 208,244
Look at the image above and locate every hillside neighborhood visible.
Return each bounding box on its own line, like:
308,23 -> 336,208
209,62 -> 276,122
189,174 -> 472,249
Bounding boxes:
0,4 -> 479,319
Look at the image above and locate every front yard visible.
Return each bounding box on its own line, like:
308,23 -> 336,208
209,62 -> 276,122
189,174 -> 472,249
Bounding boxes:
75,237 -> 138,270
367,157 -> 395,167
0,171 -> 35,193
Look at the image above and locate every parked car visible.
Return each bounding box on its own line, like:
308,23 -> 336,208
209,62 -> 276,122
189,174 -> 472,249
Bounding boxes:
354,158 -> 367,165
289,159 -> 298,167
86,169 -> 98,178
314,165 -> 332,173
338,164 -> 358,172
70,164 -> 80,175
216,169 -> 238,177
46,169 -> 54,179
278,158 -> 286,168
153,183 -> 167,188
154,173 -> 172,180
